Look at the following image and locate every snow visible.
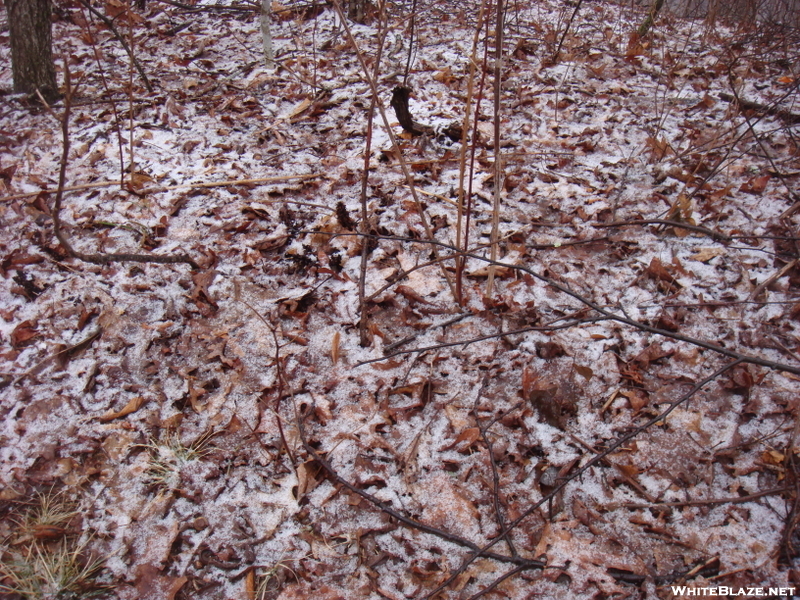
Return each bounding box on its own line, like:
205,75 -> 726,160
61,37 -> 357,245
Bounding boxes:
1,0 -> 799,597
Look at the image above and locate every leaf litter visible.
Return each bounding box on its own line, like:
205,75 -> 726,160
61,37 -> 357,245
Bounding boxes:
1,0 -> 800,598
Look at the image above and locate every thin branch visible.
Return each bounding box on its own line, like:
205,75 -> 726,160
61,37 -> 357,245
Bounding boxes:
608,486 -> 790,510
593,219 -> 732,242
296,412 -> 546,569
50,67 -> 197,269
358,0 -> 389,346
551,0 -> 584,63
328,0 -> 457,300
75,0 -> 154,93
423,359 -> 744,598
474,383 -> 518,558
324,231 -> 800,375
356,317 -> 609,366
485,0 -> 505,298
0,174 -> 323,203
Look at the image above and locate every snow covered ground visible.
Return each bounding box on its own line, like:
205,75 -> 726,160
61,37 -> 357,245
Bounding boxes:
1,0 -> 799,598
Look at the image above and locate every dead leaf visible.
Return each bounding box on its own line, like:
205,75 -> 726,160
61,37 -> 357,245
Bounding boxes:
99,396 -> 146,421
287,97 -> 312,120
433,66 -> 456,85
740,174 -> 771,194
128,171 -> 155,192
616,463 -> 640,478
537,341 -> 565,359
690,247 -> 725,262
645,257 -> 679,286
619,388 -> 649,411
10,320 -> 39,348
331,331 -> 341,364
442,427 -> 481,451
134,564 -> 187,600
644,136 -> 674,161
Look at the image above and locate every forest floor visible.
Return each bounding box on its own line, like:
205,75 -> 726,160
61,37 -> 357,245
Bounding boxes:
1,0 -> 800,598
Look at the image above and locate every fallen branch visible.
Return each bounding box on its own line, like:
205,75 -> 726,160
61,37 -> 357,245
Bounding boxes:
593,218 -> 732,242
296,409 -> 547,570
607,486 -> 790,510
357,317 -> 609,366
424,359 -> 744,598
326,231 -> 800,376
719,91 -> 800,124
0,174 -> 322,203
50,68 -> 198,269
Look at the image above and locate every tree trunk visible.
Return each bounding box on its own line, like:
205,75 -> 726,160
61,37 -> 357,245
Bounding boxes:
5,0 -> 58,101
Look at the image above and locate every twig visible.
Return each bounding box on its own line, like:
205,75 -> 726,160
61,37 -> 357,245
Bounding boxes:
455,0 -> 487,304
12,328 -> 103,385
593,219 -> 732,242
485,0 -> 505,299
551,0 -> 583,63
329,231 -> 800,375
358,0 -> 389,346
356,317 -> 609,366
464,564 -> 532,600
50,66 -> 197,269
749,257 -> 800,301
235,290 -> 296,467
329,0 -> 457,300
718,91 -> 800,124
402,0 -> 417,86
423,359 -> 744,598
0,174 -> 323,203
75,0 -> 154,93
607,486 -> 790,510
154,0 -> 257,12
296,413 -> 546,569
474,381 -> 518,557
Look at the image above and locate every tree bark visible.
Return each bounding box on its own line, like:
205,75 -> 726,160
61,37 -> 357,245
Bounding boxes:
5,0 -> 58,101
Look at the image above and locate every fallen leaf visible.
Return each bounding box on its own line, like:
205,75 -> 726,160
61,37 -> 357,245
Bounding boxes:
442,427 -> 481,451
740,174 -> 771,194
134,563 -> 187,600
690,247 -> 725,262
331,330 -> 341,364
99,396 -> 146,421
10,320 -> 39,348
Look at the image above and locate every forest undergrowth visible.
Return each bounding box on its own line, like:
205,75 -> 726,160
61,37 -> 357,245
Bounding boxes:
1,0 -> 800,598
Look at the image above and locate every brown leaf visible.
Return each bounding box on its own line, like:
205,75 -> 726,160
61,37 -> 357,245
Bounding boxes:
644,136 -> 674,161
645,257 -> 678,285
396,285 -> 431,305
10,320 -> 39,348
134,564 -> 187,600
442,427 -> 481,452
740,174 -> 771,195
633,342 -> 674,368
619,388 -> 649,411
529,385 -> 566,429
537,341 -> 565,359
99,396 -> 146,421
723,365 -> 755,393
690,247 -> 725,263
616,463 -> 640,478
331,330 -> 341,365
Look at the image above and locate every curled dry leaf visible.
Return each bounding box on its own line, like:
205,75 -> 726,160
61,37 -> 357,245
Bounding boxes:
99,396 -> 146,421
331,330 -> 341,364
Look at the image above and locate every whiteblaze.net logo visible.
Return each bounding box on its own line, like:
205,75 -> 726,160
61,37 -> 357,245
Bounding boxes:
670,586 -> 796,597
